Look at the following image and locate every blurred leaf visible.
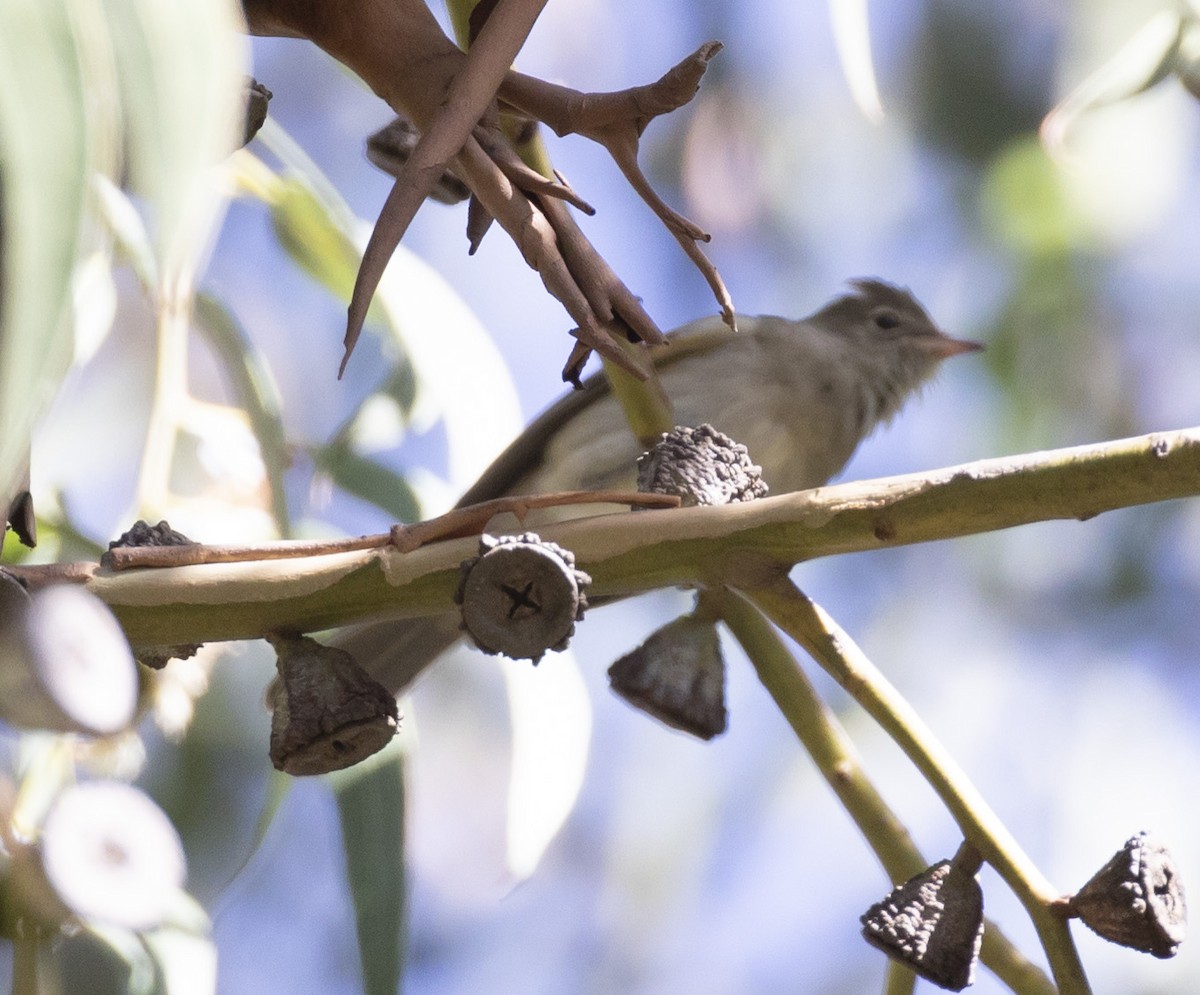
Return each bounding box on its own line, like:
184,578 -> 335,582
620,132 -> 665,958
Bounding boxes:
240,134 -> 419,423
103,0 -> 244,277
331,743 -> 407,995
371,248 -> 521,493
248,770 -> 292,856
829,0 -> 884,122
503,652 -> 591,881
11,737 -> 75,839
980,137 -> 1085,256
0,2 -> 96,496
1178,16 -> 1200,99
374,366 -> 419,433
1042,9 -> 1185,159
194,293 -> 292,535
252,120 -> 520,494
266,171 -> 393,335
221,768 -> 293,891
0,0 -> 244,501
313,442 -> 422,524
83,916 -> 215,995
982,257 -> 1138,455
73,249 -> 120,366
142,926 -> 217,995
94,174 -> 158,291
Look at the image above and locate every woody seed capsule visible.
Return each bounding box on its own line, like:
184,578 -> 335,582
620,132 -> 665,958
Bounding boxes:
268,633 -> 398,775
860,851 -> 985,992
455,532 -> 590,663
608,612 -> 726,739
1068,831 -> 1186,958
636,423 -> 768,507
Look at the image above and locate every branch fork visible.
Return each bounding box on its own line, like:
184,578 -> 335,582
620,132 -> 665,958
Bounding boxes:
241,0 -> 731,382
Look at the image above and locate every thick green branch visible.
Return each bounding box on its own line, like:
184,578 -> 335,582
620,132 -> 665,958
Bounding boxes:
15,426 -> 1197,647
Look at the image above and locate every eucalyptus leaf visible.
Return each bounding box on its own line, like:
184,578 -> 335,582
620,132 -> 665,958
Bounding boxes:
267,173 -> 392,332
141,927 -> 218,995
0,1 -> 97,495
0,0 -> 244,501
370,247 -> 520,492
94,174 -> 158,292
194,293 -> 292,535
331,743 -> 407,995
103,0 -> 244,277
1042,9 -> 1186,156
252,119 -> 520,492
240,142 -> 418,422
313,442 -> 422,524
503,651 -> 592,881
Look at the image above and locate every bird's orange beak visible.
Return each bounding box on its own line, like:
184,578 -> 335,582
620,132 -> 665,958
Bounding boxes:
927,335 -> 985,359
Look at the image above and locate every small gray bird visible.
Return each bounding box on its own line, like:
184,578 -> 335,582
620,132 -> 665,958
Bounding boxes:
336,279 -> 982,691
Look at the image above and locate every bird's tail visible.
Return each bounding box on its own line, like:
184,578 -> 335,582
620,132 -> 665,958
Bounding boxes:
331,613 -> 464,695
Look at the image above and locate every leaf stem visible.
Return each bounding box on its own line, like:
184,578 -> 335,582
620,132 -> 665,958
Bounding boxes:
742,578 -> 1091,994
716,588 -> 1056,995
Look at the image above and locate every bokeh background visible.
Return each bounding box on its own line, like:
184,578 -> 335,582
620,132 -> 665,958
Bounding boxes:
8,1 -> 1200,992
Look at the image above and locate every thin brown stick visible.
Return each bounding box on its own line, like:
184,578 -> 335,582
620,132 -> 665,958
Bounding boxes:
98,490 -> 680,570
498,41 -> 734,324
102,534 -> 390,571
389,489 -> 680,551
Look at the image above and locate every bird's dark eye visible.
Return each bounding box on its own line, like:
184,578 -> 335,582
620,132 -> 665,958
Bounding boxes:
871,307 -> 902,331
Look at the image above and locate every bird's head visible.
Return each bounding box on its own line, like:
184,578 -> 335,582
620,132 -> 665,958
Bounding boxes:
810,279 -> 983,429
815,279 -> 982,362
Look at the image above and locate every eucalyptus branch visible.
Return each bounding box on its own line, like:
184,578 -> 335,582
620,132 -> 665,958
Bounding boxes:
9,427 -> 1200,652
883,962 -> 916,995
740,579 -> 1091,994
340,0 -> 557,375
716,589 -> 1056,995
241,0 -> 726,381
11,926 -> 38,995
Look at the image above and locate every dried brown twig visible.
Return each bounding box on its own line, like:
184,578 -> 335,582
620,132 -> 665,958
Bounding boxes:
91,490 -> 679,572
500,41 -> 735,329
241,0 -> 730,382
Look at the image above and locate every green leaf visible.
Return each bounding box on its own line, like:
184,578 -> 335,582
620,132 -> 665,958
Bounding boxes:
331,744 -> 407,995
980,137 -> 1086,256
0,0 -> 245,499
141,927 -> 217,995
103,0 -> 244,275
251,121 -> 521,493
246,770 -> 293,868
503,652 -> 591,881
268,174 -> 391,332
194,293 -> 292,535
94,174 -> 158,292
313,442 -> 422,524
0,1 -> 95,495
